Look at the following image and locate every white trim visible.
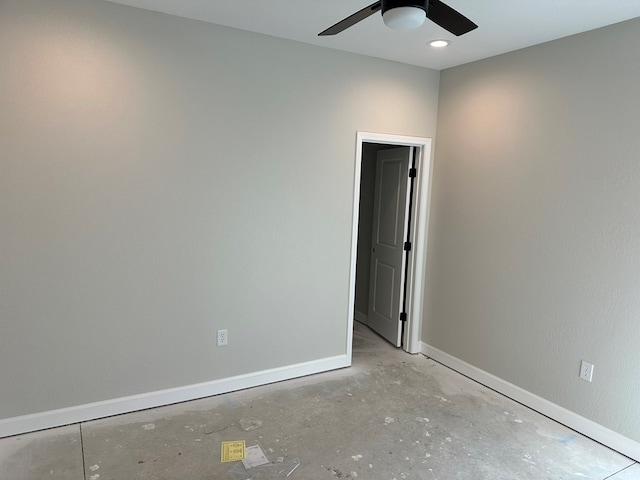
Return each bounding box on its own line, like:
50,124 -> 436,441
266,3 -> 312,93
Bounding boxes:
348,132 -> 432,355
347,135 -> 364,364
421,342 -> 640,462
0,355 -> 348,439
354,310 -> 368,324
404,140 -> 433,354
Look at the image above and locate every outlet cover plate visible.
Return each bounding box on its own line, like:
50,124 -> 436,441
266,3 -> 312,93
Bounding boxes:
217,329 -> 228,346
580,360 -> 594,382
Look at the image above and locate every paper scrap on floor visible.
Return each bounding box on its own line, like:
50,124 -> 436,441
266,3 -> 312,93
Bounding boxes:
221,441 -> 246,462
239,417 -> 263,431
242,445 -> 270,469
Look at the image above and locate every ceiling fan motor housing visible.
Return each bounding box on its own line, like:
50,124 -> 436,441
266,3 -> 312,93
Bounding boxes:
381,0 -> 428,15
381,0 -> 428,29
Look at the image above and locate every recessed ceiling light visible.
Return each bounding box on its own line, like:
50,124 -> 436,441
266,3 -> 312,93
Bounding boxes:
429,39 -> 451,48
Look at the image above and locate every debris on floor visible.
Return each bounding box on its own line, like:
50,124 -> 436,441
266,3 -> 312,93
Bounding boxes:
241,445 -> 270,469
239,417 -> 263,431
285,459 -> 300,477
203,422 -> 234,434
221,441 -> 246,462
226,449 -> 300,478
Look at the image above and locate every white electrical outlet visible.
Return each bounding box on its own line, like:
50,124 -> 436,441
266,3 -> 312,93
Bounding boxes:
217,329 -> 228,346
580,360 -> 594,382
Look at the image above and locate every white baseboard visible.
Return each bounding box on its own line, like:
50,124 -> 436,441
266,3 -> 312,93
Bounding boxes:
420,342 -> 640,462
0,355 -> 349,439
354,310 -> 367,324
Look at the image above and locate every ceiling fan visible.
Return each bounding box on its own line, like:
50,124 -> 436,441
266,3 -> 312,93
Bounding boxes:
319,0 -> 477,37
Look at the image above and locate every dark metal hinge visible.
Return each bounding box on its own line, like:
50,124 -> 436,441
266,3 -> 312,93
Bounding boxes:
400,312 -> 407,322
404,242 -> 412,252
409,168 -> 417,178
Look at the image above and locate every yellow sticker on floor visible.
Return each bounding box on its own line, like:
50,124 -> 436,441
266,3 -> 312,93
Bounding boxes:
221,441 -> 246,462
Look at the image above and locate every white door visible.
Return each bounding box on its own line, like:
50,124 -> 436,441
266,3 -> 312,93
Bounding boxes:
367,147 -> 412,347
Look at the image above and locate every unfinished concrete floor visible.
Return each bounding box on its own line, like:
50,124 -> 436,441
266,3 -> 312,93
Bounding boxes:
2,322 -> 639,480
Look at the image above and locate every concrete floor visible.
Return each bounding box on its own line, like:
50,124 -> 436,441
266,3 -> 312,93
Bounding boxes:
1,322 -> 639,480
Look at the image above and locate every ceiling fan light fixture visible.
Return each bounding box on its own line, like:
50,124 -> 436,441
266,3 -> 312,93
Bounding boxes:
382,6 -> 427,30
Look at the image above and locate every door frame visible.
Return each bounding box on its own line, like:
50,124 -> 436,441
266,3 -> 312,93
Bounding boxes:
347,131 -> 433,358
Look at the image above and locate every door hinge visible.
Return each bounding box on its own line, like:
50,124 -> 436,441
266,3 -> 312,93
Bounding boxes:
404,242 -> 412,252
409,168 -> 417,178
400,312 -> 407,322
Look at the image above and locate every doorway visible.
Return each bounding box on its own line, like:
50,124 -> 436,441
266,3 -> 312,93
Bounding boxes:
347,132 -> 433,358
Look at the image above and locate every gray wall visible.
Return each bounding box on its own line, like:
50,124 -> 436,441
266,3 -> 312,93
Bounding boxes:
426,18 -> 640,442
0,0 -> 440,420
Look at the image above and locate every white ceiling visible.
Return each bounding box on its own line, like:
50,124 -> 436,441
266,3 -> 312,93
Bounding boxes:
104,0 -> 640,70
